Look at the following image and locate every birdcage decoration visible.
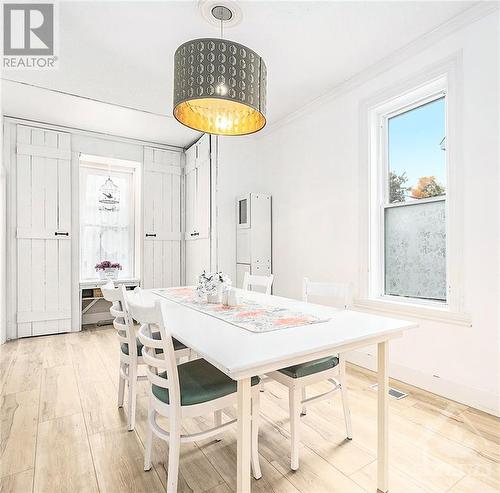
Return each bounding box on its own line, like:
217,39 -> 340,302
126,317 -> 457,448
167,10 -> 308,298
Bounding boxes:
98,176 -> 120,212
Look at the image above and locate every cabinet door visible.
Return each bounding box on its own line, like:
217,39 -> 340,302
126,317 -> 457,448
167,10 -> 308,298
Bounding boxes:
195,156 -> 210,239
143,147 -> 182,288
185,135 -> 210,241
184,135 -> 212,284
16,125 -> 72,337
184,165 -> 197,239
185,238 -> 211,285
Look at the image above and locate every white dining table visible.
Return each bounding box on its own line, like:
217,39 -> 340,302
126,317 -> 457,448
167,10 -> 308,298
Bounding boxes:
143,288 -> 417,493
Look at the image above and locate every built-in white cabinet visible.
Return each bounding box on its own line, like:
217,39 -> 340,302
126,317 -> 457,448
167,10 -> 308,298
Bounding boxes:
185,134 -> 212,284
15,125 -> 72,336
236,193 -> 272,288
185,135 -> 210,241
142,147 -> 182,289
5,118 -> 185,340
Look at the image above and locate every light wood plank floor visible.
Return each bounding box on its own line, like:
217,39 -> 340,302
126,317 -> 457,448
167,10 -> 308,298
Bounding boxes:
1,327 -> 498,493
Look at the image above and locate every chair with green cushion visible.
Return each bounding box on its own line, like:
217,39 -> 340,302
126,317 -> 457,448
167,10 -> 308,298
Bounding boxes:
101,283 -> 191,432
129,298 -> 262,493
266,278 -> 353,471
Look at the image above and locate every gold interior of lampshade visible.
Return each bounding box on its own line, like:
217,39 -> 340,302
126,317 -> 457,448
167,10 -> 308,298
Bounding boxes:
174,98 -> 266,136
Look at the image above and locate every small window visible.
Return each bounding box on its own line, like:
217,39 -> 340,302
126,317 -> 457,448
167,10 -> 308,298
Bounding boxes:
239,198 -> 248,225
80,162 -> 137,280
373,85 -> 448,304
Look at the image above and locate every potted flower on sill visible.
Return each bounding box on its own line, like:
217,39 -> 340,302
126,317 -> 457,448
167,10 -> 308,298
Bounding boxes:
196,271 -> 231,303
95,260 -> 122,280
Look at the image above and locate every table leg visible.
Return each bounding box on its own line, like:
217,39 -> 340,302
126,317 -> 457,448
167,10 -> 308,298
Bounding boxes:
377,341 -> 389,492
237,378 -> 252,493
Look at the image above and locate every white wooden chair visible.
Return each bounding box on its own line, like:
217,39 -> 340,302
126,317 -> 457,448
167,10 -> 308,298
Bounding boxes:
101,283 -> 190,431
129,298 -> 262,493
242,271 -> 274,295
265,278 -> 353,470
242,272 -> 275,391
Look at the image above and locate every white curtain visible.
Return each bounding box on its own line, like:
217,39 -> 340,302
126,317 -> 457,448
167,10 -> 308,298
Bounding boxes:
80,166 -> 134,280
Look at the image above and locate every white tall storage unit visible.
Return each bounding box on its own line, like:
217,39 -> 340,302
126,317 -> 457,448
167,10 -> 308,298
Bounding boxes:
5,118 -> 185,340
184,134 -> 212,285
13,125 -> 72,336
142,147 -> 182,289
236,193 -> 272,288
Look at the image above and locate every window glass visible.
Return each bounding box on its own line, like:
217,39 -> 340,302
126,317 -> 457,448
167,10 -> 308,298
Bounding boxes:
385,200 -> 446,301
239,198 -> 248,225
388,97 -> 446,203
383,95 -> 447,302
80,167 -> 134,279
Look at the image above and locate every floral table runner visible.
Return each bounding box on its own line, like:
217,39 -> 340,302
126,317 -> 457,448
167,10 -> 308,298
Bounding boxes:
153,287 -> 331,333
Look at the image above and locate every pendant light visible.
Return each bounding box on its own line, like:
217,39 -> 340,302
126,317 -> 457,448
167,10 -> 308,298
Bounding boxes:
173,5 -> 267,136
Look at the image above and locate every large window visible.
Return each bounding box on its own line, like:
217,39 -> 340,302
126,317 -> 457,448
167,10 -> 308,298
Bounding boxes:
80,161 -> 137,280
371,81 -> 448,304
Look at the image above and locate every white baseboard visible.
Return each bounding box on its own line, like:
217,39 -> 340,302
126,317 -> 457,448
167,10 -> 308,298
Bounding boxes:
346,349 -> 500,417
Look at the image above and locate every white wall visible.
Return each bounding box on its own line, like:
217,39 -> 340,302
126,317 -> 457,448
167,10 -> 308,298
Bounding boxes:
2,80 -> 199,148
219,11 -> 499,414
0,79 -> 6,344
216,136 -> 261,285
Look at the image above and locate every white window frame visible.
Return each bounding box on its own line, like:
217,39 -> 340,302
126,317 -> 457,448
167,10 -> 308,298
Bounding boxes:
358,61 -> 470,325
79,157 -> 140,280
377,86 -> 448,306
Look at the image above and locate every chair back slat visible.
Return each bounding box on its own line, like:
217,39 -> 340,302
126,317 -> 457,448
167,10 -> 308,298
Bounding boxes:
145,365 -> 170,387
129,298 -> 181,409
102,282 -> 138,356
113,318 -> 131,345
101,281 -> 122,303
110,304 -> 124,319
142,348 -> 168,371
302,278 -> 352,309
242,272 -> 274,295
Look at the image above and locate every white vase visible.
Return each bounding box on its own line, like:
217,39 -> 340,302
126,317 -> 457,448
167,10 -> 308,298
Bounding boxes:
207,285 -> 223,303
99,268 -> 119,280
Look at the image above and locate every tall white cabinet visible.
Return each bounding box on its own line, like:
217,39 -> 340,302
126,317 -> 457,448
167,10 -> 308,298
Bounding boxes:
185,134 -> 212,285
5,119 -> 184,340
236,193 -> 272,288
14,125 -> 72,336
142,147 -> 182,289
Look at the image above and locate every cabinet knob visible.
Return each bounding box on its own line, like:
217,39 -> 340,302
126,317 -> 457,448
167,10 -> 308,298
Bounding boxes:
145,233 -> 157,238
54,232 -> 69,236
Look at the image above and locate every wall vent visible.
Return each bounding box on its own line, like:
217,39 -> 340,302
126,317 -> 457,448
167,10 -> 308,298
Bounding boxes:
370,384 -> 408,400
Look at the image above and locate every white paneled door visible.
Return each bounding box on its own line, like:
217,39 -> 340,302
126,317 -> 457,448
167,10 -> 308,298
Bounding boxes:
143,147 -> 182,289
185,135 -> 211,285
16,125 -> 72,337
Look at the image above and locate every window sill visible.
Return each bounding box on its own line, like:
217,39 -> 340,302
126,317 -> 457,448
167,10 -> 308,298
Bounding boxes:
353,297 -> 472,326
79,278 -> 140,288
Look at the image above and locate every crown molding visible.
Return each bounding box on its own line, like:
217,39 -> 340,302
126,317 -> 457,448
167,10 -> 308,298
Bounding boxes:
260,2 -> 498,138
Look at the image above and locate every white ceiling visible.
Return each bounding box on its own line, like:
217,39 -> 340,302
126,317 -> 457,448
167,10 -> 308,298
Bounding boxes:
2,1 -> 477,146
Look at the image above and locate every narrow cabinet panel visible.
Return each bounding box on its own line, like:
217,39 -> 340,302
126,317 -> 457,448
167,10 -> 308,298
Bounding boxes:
184,134 -> 212,284
15,125 -> 72,337
143,147 -> 182,289
185,166 -> 196,239
143,241 -> 154,288
196,157 -> 211,240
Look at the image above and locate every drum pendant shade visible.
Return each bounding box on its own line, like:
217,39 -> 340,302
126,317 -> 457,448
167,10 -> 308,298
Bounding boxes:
173,38 -> 267,136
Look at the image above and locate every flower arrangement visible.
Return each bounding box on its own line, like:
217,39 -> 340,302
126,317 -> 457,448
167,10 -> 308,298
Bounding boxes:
196,271 -> 231,302
95,260 -> 122,272
95,260 -> 122,280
